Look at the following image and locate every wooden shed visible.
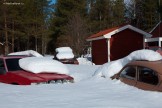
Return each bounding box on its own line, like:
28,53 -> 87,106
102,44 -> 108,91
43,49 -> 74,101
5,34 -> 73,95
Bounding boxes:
145,21 -> 162,47
87,25 -> 152,65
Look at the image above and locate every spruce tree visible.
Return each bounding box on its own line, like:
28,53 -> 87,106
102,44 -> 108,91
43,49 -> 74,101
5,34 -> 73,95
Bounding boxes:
49,0 -> 87,55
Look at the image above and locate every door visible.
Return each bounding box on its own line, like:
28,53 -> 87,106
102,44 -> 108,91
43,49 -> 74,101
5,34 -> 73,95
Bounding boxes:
136,66 -> 159,91
119,66 -> 137,86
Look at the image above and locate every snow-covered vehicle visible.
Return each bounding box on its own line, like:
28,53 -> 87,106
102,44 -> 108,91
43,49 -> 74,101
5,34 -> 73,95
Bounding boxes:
0,55 -> 74,85
145,46 -> 162,55
112,60 -> 162,92
54,47 -> 79,64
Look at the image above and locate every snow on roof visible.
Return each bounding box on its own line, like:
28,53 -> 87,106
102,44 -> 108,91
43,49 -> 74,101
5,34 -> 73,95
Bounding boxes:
8,50 -> 43,57
55,47 -> 74,59
94,49 -> 162,78
56,47 -> 72,52
19,57 -> 69,74
87,25 -> 152,41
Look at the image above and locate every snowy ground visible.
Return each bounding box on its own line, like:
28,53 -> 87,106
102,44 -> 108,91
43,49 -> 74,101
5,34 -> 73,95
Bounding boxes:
0,64 -> 162,108
1,49 -> 162,108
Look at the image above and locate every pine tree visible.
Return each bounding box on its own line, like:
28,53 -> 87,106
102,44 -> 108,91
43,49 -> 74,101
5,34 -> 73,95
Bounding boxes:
88,0 -> 125,33
126,0 -> 159,31
0,0 -> 52,54
49,0 -> 88,55
158,0 -> 162,21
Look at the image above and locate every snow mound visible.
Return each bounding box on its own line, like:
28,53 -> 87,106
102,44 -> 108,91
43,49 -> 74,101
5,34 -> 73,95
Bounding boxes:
127,49 -> 162,61
55,47 -> 74,59
77,57 -> 94,65
94,49 -> 162,78
19,57 -> 69,74
8,50 -> 43,57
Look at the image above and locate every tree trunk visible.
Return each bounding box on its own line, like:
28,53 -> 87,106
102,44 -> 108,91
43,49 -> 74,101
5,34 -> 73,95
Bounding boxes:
12,21 -> 15,52
4,4 -> 9,55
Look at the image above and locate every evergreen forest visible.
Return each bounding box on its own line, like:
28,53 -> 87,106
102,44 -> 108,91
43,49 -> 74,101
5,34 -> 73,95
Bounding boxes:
0,0 -> 162,56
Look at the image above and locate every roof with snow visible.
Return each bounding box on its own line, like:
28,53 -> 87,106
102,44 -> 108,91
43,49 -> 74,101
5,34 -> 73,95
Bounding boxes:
87,24 -> 152,41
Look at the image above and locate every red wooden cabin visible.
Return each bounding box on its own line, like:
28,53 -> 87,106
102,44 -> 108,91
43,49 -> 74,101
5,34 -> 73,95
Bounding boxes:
145,21 -> 162,47
87,25 -> 152,65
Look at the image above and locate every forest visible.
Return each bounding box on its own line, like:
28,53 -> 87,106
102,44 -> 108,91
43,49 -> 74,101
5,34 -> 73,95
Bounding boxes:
0,0 -> 162,56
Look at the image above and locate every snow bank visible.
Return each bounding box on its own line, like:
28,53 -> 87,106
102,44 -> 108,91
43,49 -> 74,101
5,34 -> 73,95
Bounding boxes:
94,49 -> 162,78
19,57 -> 69,74
8,50 -> 43,57
77,57 -> 94,65
55,47 -> 74,59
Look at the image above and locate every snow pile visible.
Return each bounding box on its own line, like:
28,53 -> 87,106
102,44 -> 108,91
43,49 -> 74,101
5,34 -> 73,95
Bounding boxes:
77,57 -> 94,65
1,60 -> 162,108
55,47 -> 74,59
8,50 -> 43,57
94,49 -> 162,78
19,57 -> 69,74
127,49 -> 162,61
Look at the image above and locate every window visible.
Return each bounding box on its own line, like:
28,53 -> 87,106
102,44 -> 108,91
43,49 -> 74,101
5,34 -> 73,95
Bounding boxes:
0,59 -> 6,74
6,58 -> 23,71
138,67 -> 158,85
120,66 -> 136,80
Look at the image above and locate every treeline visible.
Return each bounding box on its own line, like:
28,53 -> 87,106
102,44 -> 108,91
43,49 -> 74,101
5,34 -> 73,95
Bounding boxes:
0,0 -> 52,55
0,0 -> 162,56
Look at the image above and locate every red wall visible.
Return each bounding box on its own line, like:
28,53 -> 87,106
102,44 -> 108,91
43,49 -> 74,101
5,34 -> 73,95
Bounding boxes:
151,23 -> 162,38
92,39 -> 108,65
110,29 -> 143,61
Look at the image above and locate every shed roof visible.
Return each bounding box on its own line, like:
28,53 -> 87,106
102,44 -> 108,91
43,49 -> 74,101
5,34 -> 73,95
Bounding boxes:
149,21 -> 162,38
150,21 -> 161,33
87,25 -> 152,41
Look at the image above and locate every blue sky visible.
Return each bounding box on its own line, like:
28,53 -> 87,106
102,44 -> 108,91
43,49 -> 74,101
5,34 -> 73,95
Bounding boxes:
51,0 -> 56,4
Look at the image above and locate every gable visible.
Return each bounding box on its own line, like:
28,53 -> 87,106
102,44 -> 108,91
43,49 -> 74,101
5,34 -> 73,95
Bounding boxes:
87,25 -> 152,41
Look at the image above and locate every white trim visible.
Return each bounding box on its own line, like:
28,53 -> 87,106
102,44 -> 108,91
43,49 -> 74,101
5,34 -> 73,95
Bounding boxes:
149,21 -> 161,33
145,37 -> 162,47
107,39 -> 110,62
145,37 -> 162,42
86,36 -> 105,41
143,37 -> 145,48
159,40 -> 161,47
104,25 -> 152,38
87,25 -> 152,41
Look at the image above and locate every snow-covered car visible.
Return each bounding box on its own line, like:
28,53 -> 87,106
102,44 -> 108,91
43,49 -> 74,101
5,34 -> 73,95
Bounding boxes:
145,46 -> 162,55
54,47 -> 79,64
0,55 -> 74,85
54,58 -> 79,64
112,60 -> 162,92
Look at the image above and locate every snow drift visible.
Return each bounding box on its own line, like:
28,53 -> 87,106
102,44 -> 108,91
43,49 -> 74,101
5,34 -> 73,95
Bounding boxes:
8,50 -> 43,57
77,57 -> 94,65
55,47 -> 74,59
19,57 -> 69,74
94,49 -> 162,78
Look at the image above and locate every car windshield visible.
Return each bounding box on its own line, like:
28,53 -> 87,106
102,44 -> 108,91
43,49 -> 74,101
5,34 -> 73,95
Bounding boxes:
149,47 -> 162,51
6,58 -> 23,71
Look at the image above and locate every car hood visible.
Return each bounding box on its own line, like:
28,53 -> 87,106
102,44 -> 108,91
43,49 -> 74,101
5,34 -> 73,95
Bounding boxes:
9,71 -> 47,82
37,72 -> 74,80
